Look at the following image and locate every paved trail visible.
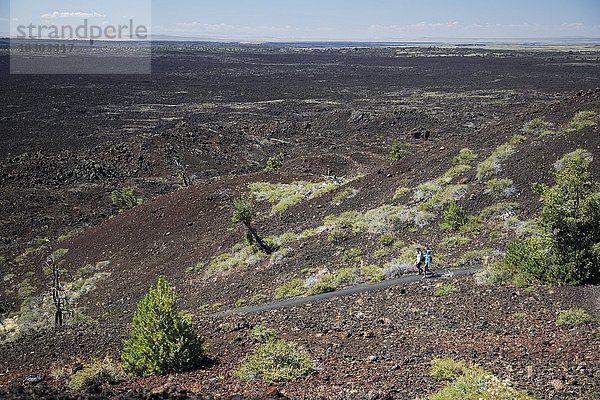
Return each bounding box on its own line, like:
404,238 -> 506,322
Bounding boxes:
223,268 -> 481,316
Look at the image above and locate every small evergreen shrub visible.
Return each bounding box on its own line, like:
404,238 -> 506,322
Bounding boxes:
110,187 -> 142,211
235,339 -> 315,383
556,308 -> 593,326
390,141 -> 402,161
333,268 -> 356,285
264,153 -> 284,172
121,277 -> 206,377
341,248 -> 362,264
69,358 -> 124,390
249,325 -> 278,343
441,200 -> 467,231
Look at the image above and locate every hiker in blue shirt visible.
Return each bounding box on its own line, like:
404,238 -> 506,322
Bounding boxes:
424,246 -> 432,275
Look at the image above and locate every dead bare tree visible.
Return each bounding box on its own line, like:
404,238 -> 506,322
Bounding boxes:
174,158 -> 194,187
45,249 -> 72,327
231,194 -> 275,254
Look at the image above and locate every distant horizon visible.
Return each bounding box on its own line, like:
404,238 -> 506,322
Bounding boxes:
2,1 -> 600,43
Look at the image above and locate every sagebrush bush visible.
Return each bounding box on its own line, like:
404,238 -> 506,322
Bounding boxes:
121,277 -> 206,376
453,148 -> 477,166
235,339 -> 315,383
556,308 -> 593,326
69,358 -> 124,390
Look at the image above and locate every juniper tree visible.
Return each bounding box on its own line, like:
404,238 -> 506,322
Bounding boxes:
232,194 -> 274,254
121,277 -> 205,376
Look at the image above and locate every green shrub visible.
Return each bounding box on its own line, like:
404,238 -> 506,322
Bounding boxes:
17,279 -> 35,299
110,187 -> 142,211
274,278 -> 306,300
306,276 -> 336,296
121,277 -> 205,376
235,339 -> 315,383
430,358 -> 469,381
390,141 -> 402,161
249,325 -> 278,343
69,358 -> 124,390
434,285 -> 458,297
264,153 -> 284,172
569,111 -> 597,130
341,248 -> 362,265
525,117 -> 549,133
333,268 -> 356,285
512,312 -> 527,320
453,148 -> 477,166
378,232 -> 396,247
556,308 -> 593,326
441,200 -> 467,232
249,293 -> 267,303
360,265 -> 385,283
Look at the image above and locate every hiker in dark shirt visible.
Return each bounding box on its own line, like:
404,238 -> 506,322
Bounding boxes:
415,247 -> 425,275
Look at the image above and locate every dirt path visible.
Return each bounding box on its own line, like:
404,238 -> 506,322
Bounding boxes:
223,267 -> 481,315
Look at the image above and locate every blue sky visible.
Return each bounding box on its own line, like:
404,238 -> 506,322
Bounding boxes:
2,0 -> 600,41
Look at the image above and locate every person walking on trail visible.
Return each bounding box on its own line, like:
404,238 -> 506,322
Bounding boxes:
424,246 -> 432,275
415,247 -> 425,275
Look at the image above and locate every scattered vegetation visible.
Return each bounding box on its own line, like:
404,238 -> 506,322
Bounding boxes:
476,142 -> 517,181
249,178 -> 348,215
489,150 -> 600,286
434,285 -> 458,297
556,308 -> 594,326
439,235 -> 471,250
121,277 -> 206,376
235,339 -> 315,383
427,359 -> 536,400
393,187 -> 410,200
485,178 -> 515,198
333,267 -> 357,286
305,276 -> 336,296
249,325 -> 278,343
264,153 -> 284,172
110,187 -> 143,211
69,358 -> 124,390
1,264 -> 110,344
332,186 -> 356,204
569,110 -> 597,130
